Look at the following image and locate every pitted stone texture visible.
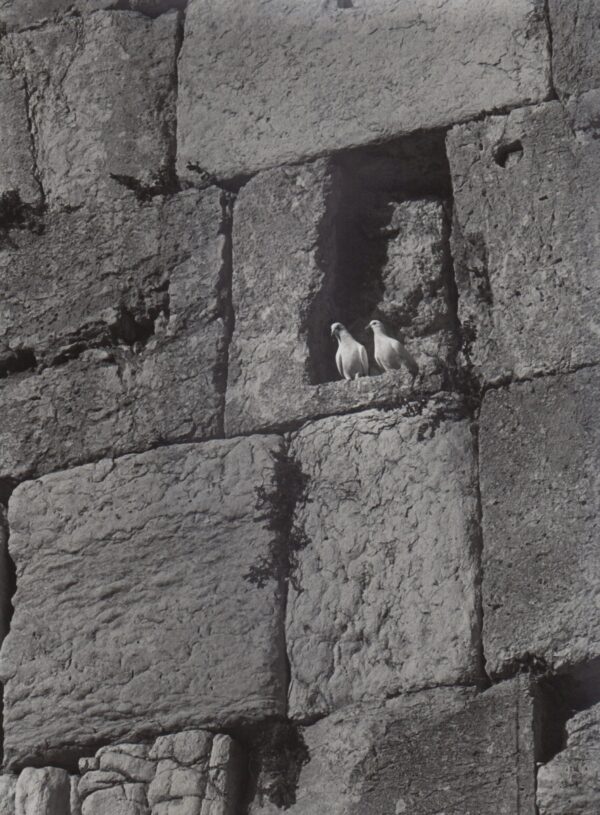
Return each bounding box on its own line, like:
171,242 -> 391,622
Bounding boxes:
0,437 -> 287,767
250,679 -> 536,814
537,702 -> 600,814
480,368 -> 600,677
286,401 -> 480,719
15,768 -> 71,815
0,776 -> 16,815
0,1 -> 187,31
447,101 -> 600,383
0,65 -> 40,205
0,188 -> 229,481
177,0 -> 549,180
82,784 -> 148,815
548,1 -> 600,99
225,160 -> 456,435
2,10 -> 178,208
148,730 -> 212,812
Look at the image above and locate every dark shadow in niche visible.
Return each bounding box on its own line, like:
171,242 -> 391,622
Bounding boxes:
534,657 -> 600,764
305,129 -> 454,385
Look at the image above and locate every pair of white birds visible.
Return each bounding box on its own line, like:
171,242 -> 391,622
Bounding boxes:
331,320 -> 417,381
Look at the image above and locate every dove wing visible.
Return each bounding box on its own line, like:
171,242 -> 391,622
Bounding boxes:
358,342 -> 369,375
335,346 -> 345,378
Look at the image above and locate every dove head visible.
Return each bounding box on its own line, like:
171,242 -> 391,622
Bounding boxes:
367,319 -> 385,333
330,322 -> 346,338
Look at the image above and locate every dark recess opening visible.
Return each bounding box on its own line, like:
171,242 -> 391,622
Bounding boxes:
305,129 -> 455,384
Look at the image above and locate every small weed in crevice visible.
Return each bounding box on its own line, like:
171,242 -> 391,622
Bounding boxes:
242,722 -> 310,811
244,447 -> 310,590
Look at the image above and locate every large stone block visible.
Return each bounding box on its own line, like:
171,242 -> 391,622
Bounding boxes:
480,368 -> 600,677
537,701 -> 600,814
548,0 -> 600,99
0,187 -> 229,481
177,0 -> 549,180
0,1 -> 187,32
15,768 -> 71,815
225,153 -> 458,435
0,436 -> 287,767
1,10 -> 179,208
249,679 -> 536,814
447,100 -> 600,383
286,401 -> 481,719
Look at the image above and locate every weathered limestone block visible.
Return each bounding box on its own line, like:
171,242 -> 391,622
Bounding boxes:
0,776 -> 16,815
447,101 -> 600,383
250,679 -> 536,814
0,437 -> 287,767
15,768 -> 71,815
148,730 -> 213,811
225,159 -> 457,435
1,10 -> 178,208
82,784 -> 148,815
0,188 -> 229,481
97,745 -> 156,784
177,0 -> 549,179
537,701 -> 600,814
548,0 -> 600,99
0,65 -> 40,205
286,401 -> 480,719
480,368 -> 600,677
0,1 -> 186,32
199,736 -> 244,815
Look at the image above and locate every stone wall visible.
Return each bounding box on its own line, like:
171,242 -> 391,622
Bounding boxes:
0,0 -> 598,812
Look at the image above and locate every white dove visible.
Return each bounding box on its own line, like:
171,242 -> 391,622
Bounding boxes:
331,322 -> 369,380
367,320 -> 418,376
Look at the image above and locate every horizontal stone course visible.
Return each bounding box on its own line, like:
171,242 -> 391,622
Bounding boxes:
286,401 -> 481,719
480,367 -> 600,677
178,0 -> 550,179
0,436 -> 287,768
447,99 -> 600,383
0,187 -> 229,481
0,0 -> 187,31
250,679 -> 537,814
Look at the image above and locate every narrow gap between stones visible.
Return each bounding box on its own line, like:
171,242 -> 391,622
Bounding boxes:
471,417 -> 492,691
20,73 -> 46,208
481,358 -> 600,396
304,128 -> 455,387
106,0 -> 188,16
542,0 -> 559,101
0,479 -> 18,769
213,191 -> 235,436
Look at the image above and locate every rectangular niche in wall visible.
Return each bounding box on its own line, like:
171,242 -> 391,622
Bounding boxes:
225,130 -> 460,436
306,131 -> 457,386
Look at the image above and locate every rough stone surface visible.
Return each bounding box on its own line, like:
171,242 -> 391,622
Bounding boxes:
549,0 -> 600,99
447,100 -> 600,383
82,784 -> 148,815
480,367 -> 600,677
225,156 -> 458,435
199,736 -> 244,815
1,10 -> 179,208
0,1 -> 187,31
0,776 -> 16,815
0,437 -> 287,767
177,0 -> 549,179
537,701 -> 600,814
249,679 -> 536,814
0,65 -> 40,205
0,187 -> 229,481
15,768 -> 71,815
287,401 -> 480,719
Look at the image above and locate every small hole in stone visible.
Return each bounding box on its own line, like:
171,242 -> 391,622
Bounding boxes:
493,139 -> 523,168
337,0 -> 354,7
